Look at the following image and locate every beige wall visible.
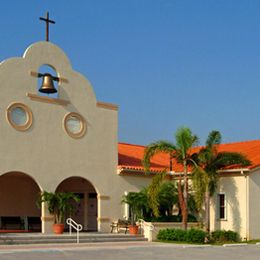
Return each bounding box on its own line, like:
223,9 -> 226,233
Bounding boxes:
210,174 -> 248,239
110,174 -> 153,221
0,42 -> 119,232
248,169 -> 260,239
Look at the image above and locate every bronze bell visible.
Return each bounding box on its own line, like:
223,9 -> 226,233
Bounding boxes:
39,73 -> 57,94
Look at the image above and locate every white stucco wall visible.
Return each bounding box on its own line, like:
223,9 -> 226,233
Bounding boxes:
109,174 -> 153,222
248,169 -> 260,239
210,174 -> 248,240
0,41 -> 119,232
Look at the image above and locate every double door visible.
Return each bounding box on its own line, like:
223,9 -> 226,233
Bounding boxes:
69,192 -> 97,231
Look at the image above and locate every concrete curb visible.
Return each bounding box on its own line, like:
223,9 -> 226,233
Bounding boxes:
223,243 -> 248,247
182,245 -> 212,248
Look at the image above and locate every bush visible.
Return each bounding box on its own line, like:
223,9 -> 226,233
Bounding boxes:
157,228 -> 187,241
186,228 -> 206,243
211,230 -> 240,243
173,229 -> 187,241
144,214 -> 197,223
157,228 -> 206,244
145,215 -> 181,222
157,229 -> 171,241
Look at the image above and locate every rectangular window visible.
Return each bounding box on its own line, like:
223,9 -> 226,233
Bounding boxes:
218,194 -> 226,219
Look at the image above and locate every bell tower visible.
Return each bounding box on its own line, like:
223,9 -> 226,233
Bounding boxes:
0,13 -> 119,234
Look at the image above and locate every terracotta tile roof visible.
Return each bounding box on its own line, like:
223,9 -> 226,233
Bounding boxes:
118,140 -> 260,174
118,143 -> 171,173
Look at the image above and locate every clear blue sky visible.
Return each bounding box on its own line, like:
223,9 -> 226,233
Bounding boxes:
1,0 -> 260,146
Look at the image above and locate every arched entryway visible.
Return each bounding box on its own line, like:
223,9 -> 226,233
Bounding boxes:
0,172 -> 41,232
56,177 -> 97,231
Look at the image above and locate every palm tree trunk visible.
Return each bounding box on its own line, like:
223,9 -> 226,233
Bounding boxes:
178,175 -> 187,230
205,189 -> 210,233
183,160 -> 188,230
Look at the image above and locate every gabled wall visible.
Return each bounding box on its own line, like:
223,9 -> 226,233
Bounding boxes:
0,42 -> 119,232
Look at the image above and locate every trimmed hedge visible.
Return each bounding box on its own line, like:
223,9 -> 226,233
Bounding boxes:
211,230 -> 240,243
157,228 -> 206,244
157,228 -> 240,244
186,228 -> 206,243
144,214 -> 197,223
157,228 -> 187,242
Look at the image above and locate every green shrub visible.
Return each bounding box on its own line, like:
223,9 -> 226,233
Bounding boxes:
157,228 -> 206,243
157,229 -> 172,241
173,229 -> 187,241
211,230 -> 240,243
186,228 -> 206,243
225,230 -> 240,242
187,214 -> 197,222
145,215 -> 181,222
157,228 -> 187,241
144,214 -> 197,223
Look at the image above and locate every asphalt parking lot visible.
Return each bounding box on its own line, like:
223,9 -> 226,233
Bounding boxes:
0,242 -> 259,260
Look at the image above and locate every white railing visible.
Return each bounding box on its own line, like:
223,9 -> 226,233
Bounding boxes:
138,219 -> 155,232
66,218 -> 83,244
138,219 -> 155,242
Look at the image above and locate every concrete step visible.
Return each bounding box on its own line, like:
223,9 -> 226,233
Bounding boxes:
0,233 -> 148,245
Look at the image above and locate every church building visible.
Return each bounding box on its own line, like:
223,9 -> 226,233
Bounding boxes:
1,15 -> 260,240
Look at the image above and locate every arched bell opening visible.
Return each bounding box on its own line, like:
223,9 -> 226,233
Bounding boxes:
0,172 -> 42,232
56,177 -> 98,231
37,64 -> 59,98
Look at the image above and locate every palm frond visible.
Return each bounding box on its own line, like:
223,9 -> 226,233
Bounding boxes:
147,171 -> 166,217
143,140 -> 176,172
211,152 -> 251,170
198,145 -> 218,166
175,127 -> 199,159
191,166 -> 208,210
190,152 -> 200,165
208,174 -> 219,196
206,130 -> 221,147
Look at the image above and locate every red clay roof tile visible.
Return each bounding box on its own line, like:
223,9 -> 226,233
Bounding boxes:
118,140 -> 260,173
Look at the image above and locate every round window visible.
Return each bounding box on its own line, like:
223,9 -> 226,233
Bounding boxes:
6,103 -> 33,131
63,112 -> 86,138
66,116 -> 81,134
11,107 -> 28,126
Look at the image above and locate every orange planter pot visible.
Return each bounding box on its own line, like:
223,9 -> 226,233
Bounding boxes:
129,225 -> 139,235
53,224 -> 65,234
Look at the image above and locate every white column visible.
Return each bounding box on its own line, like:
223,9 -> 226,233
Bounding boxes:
41,202 -> 54,233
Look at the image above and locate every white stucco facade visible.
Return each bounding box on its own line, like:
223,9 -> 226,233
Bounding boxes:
248,169 -> 260,239
1,41 -> 260,240
208,169 -> 260,240
0,41 -> 123,233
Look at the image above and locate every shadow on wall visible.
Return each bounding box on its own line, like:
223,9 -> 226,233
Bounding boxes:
229,178 -> 242,232
216,177 -> 242,234
211,195 -> 217,231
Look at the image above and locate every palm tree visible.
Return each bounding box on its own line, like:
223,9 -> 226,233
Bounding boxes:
192,130 -> 251,233
158,181 -> 178,216
143,127 -> 198,230
122,191 -> 148,225
146,171 -> 166,218
38,191 -> 80,224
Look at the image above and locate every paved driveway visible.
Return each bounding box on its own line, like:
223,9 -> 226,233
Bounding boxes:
0,242 -> 259,260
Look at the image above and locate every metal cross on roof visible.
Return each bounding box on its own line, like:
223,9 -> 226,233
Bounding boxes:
39,12 -> 55,42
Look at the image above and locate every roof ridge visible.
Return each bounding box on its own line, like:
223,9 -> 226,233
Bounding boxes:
218,139 -> 260,146
119,139 -> 260,150
118,142 -> 145,148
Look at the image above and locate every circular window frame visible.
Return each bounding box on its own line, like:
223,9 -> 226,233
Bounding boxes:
63,112 -> 86,139
6,102 -> 33,131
